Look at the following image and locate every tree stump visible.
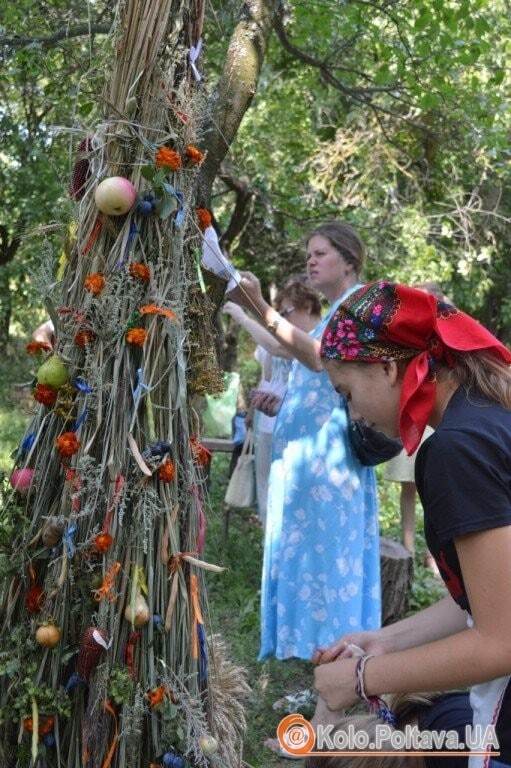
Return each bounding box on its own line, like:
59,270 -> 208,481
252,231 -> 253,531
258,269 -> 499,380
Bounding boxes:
380,537 -> 414,626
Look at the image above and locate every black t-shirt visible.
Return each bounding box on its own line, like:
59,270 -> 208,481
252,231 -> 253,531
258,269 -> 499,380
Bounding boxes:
415,386 -> 511,767
416,386 -> 511,614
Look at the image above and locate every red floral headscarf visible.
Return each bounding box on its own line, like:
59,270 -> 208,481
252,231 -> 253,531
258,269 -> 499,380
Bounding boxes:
320,281 -> 511,454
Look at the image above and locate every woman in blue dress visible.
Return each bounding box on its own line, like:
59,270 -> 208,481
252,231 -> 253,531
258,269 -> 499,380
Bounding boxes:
236,221 -> 381,661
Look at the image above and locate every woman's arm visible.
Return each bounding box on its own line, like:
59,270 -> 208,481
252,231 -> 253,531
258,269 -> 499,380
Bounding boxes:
223,302 -> 292,359
314,594 -> 468,664
234,273 -> 323,372
315,526 -> 511,710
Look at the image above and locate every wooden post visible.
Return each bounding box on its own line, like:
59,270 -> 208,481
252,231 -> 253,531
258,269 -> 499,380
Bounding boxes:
380,537 -> 414,626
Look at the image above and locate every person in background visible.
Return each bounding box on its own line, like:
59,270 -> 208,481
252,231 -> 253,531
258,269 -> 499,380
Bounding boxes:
32,319 -> 55,349
234,221 -> 382,662
223,277 -> 322,525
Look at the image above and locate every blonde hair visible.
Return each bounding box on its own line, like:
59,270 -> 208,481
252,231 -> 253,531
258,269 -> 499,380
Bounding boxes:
305,692 -> 439,768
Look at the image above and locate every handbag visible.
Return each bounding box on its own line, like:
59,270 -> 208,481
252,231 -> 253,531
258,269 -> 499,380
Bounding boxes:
224,429 -> 256,508
346,407 -> 402,466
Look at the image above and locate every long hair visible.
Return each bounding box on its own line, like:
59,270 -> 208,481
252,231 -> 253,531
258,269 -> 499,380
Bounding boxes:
305,692 -> 439,768
447,351 -> 511,410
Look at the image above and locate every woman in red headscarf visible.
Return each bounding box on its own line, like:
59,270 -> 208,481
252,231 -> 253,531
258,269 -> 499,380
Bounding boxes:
312,281 -> 511,768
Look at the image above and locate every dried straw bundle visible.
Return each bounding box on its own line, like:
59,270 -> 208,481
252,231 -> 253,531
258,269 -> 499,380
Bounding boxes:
0,0 -> 246,766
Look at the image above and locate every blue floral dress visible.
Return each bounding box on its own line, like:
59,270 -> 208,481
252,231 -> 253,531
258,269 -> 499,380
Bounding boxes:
259,289 -> 381,661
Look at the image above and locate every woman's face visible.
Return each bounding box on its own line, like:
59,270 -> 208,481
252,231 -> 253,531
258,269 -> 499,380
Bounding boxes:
324,359 -> 402,438
279,299 -> 319,332
306,235 -> 353,295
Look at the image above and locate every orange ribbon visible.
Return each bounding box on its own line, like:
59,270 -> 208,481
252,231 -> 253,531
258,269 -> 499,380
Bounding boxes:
93,562 -> 121,602
101,699 -> 118,768
139,304 -> 177,321
190,574 -> 204,660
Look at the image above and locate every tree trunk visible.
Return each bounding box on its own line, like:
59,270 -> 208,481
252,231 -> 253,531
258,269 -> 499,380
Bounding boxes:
380,537 -> 414,626
198,0 -> 278,204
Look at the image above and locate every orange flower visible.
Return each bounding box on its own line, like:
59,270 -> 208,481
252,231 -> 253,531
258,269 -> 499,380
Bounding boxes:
146,685 -> 168,709
190,436 -> 212,467
26,341 -> 51,355
129,262 -> 151,282
158,459 -> 176,483
84,273 -> 106,296
74,330 -> 95,348
23,715 -> 54,735
34,383 -> 58,407
126,327 -> 147,347
140,304 -> 177,321
56,431 -> 80,457
185,145 -> 205,165
155,146 -> 182,171
196,208 -> 212,232
93,532 -> 114,554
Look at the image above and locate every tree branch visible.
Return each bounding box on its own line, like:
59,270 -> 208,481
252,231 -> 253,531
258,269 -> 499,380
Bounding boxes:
1,23 -> 111,52
218,169 -> 256,252
197,0 -> 279,205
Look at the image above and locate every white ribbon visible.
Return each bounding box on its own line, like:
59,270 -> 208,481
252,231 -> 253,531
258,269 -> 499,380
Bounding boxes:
189,39 -> 203,82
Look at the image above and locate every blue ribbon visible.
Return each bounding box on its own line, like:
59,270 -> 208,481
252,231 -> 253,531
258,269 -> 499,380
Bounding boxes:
73,377 -> 93,394
73,407 -> 88,432
143,440 -> 171,459
132,367 -> 150,408
65,672 -> 84,693
19,432 -> 36,457
63,523 -> 77,558
117,220 -> 139,268
163,184 -> 185,229
197,622 -> 208,688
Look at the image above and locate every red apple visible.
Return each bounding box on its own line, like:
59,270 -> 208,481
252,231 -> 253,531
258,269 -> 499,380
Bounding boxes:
94,176 -> 137,216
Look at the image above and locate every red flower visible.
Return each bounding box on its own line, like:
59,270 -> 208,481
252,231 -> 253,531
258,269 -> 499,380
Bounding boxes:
196,208 -> 212,232
34,384 -> 58,407
155,147 -> 182,171
74,330 -> 95,347
23,715 -> 54,735
126,328 -> 147,347
26,341 -> 51,355
129,263 -> 151,282
158,459 -> 176,483
84,273 -> 105,295
25,585 -> 45,614
56,432 -> 80,457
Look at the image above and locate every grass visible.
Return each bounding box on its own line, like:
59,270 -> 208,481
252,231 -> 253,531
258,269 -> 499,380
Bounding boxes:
0,357 -> 445,767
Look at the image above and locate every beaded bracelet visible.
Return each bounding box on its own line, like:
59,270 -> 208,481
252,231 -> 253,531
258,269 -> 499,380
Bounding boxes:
355,655 -> 397,727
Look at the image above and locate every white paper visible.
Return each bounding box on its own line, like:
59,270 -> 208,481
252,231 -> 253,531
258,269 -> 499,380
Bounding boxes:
201,226 -> 241,293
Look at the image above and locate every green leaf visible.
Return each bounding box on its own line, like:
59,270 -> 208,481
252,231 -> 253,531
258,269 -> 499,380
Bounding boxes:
156,194 -> 178,220
141,165 -> 156,181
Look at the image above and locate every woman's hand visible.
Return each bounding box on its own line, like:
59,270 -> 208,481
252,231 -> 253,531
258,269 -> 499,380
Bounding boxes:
251,390 -> 282,417
314,657 -> 359,711
222,301 -> 246,324
312,630 -> 388,665
238,271 -> 265,308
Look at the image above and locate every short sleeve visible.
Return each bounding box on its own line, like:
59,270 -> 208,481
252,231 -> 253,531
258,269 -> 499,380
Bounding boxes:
416,429 -> 511,543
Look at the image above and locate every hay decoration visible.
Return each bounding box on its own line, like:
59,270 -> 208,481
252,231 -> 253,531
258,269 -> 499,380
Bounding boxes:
0,0 -> 247,765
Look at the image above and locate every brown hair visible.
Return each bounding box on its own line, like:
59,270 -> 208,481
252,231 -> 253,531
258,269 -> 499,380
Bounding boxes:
449,351 -> 511,410
275,278 -> 322,317
307,222 -> 366,277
